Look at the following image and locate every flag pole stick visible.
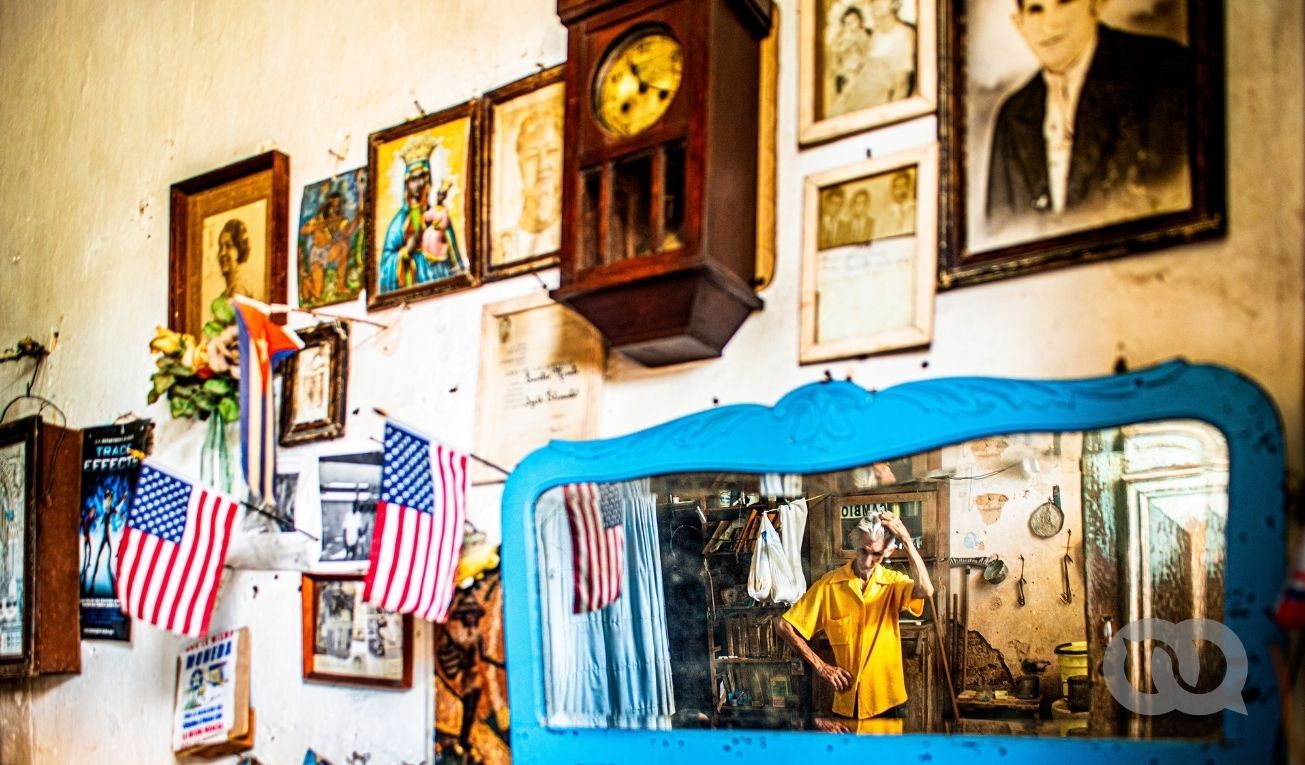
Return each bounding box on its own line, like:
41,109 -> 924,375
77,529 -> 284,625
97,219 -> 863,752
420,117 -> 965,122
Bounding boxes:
370,407 -> 511,477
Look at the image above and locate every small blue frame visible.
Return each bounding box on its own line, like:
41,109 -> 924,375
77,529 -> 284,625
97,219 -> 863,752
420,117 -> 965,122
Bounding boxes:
501,361 -> 1285,764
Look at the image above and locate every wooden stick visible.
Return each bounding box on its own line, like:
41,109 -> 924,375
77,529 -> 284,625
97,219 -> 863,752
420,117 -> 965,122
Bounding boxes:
371,407 -> 511,476
929,592 -> 962,723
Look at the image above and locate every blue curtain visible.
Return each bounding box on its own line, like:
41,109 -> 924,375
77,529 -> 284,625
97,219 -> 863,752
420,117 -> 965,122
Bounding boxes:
537,479 -> 675,729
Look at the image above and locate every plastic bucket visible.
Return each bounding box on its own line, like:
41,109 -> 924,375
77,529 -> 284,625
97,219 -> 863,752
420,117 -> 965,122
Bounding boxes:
1055,641 -> 1088,696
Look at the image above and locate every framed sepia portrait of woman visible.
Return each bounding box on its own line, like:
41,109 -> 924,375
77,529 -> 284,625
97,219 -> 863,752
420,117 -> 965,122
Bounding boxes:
480,64 -> 565,281
301,573 -> 412,689
366,102 -> 480,310
939,0 -> 1226,288
800,144 -> 938,362
169,151 -> 289,336
279,321 -> 348,447
799,0 -> 938,146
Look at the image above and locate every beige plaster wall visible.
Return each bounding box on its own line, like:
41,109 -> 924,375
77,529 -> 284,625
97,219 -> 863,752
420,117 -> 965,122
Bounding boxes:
0,0 -> 1300,763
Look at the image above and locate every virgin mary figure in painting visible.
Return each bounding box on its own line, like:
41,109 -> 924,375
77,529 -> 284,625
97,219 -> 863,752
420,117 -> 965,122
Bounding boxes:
379,136 -> 466,292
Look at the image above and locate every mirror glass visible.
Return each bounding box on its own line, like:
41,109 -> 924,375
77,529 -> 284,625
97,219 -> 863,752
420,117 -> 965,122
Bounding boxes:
533,420 -> 1228,738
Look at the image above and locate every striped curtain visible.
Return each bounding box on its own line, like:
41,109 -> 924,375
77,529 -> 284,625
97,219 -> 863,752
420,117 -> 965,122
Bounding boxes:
537,478 -> 675,729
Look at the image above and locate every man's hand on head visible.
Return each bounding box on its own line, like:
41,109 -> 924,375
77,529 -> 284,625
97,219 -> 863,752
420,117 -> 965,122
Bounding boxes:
880,511 -> 911,544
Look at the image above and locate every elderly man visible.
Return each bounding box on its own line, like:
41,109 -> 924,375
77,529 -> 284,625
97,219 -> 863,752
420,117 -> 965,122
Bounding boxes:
777,511 -> 933,733
986,0 -> 1189,222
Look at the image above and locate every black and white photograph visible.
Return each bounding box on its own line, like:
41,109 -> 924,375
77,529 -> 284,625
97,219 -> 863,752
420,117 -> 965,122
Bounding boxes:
301,574 -> 413,688
316,452 -> 381,565
941,0 -> 1225,286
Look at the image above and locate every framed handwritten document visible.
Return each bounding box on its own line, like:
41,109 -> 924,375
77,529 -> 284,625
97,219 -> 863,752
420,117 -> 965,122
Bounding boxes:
800,143 -> 937,363
473,293 -> 606,484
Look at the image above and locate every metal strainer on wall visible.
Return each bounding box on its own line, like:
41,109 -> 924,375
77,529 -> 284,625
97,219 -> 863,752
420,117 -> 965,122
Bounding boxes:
1029,485 -> 1064,538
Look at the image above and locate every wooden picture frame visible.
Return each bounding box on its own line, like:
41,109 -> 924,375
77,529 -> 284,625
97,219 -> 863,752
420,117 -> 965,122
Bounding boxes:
800,143 -> 937,363
798,0 -> 938,146
480,65 -> 566,281
300,573 -> 412,689
278,322 -> 349,447
169,151 -> 290,336
366,102 -> 480,310
939,0 -> 1226,288
0,416 -> 82,679
296,168 -> 368,310
832,488 -> 938,561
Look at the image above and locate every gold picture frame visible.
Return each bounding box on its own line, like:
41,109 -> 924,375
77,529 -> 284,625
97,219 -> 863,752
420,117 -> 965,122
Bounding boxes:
798,0 -> 938,146
800,143 -> 938,363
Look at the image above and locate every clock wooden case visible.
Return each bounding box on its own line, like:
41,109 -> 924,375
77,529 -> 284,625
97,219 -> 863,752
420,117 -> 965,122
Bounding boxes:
553,0 -> 772,366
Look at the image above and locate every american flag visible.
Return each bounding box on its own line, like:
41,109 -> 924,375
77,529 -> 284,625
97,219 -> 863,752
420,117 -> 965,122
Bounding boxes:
363,421 -> 467,623
114,464 -> 238,637
563,482 -> 625,613
231,296 -> 303,505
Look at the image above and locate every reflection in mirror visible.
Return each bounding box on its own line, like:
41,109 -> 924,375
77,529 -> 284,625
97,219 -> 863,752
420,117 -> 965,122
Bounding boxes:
533,420 -> 1228,739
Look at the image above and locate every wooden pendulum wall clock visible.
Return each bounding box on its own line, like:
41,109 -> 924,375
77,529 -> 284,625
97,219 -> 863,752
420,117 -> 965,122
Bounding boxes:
552,0 -> 773,367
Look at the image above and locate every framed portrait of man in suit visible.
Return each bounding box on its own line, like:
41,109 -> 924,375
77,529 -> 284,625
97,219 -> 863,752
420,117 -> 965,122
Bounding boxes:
939,0 -> 1225,288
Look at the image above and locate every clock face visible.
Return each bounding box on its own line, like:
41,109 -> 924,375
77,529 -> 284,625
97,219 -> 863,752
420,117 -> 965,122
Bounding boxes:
592,28 -> 683,138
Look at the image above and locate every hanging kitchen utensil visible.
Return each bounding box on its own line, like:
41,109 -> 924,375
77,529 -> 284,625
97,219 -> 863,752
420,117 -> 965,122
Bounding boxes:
1029,485 -> 1064,538
1017,554 -> 1027,606
983,555 -> 1009,585
1060,529 -> 1074,604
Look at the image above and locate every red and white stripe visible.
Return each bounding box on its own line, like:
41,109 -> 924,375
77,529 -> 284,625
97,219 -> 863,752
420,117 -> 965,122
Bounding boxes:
364,444 -> 467,623
564,483 -> 625,613
114,488 -> 238,637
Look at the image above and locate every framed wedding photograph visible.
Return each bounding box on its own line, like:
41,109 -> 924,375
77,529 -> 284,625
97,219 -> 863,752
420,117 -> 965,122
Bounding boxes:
939,0 -> 1226,288
169,151 -> 290,336
800,143 -> 938,363
301,573 -> 413,689
297,168 -> 367,310
798,0 -> 938,146
480,64 -> 565,281
278,322 -> 349,447
366,102 -> 480,310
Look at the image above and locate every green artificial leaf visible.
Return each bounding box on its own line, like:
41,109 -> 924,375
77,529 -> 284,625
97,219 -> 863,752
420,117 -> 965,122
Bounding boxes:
217,396 -> 240,423
147,388 -> 161,405
203,320 -> 225,340
211,295 -> 236,325
203,377 -> 233,396
156,356 -> 173,370
171,382 -> 198,399
170,395 -> 197,419
164,361 -> 194,378
151,372 -> 175,396
194,391 -> 215,413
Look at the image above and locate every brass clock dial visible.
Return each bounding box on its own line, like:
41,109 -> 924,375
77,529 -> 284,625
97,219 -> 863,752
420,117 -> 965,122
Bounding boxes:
592,28 -> 683,138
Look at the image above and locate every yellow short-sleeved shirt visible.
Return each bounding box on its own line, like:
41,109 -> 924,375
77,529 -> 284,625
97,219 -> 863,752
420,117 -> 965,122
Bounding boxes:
782,562 -> 925,718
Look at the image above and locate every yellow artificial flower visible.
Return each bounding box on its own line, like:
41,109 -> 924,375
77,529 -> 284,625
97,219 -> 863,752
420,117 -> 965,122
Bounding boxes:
149,325 -> 184,356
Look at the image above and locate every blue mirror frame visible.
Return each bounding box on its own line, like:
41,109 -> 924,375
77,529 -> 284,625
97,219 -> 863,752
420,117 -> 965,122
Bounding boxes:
501,361 -> 1285,764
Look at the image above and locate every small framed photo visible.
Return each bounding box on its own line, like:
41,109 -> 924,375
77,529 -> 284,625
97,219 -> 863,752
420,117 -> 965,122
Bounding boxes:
367,102 -> 480,310
169,151 -> 289,336
939,0 -> 1226,288
301,573 -> 413,689
798,0 -> 938,146
800,143 -> 938,363
297,168 -> 367,309
279,322 -> 349,447
315,451 -> 381,569
480,65 -> 565,281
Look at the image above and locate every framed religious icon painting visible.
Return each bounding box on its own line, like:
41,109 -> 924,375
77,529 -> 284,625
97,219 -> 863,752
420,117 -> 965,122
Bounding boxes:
297,168 -> 367,310
800,143 -> 938,363
366,102 -> 480,310
301,573 -> 413,689
480,64 -> 565,281
939,0 -> 1226,288
169,151 -> 290,336
278,322 -> 349,447
798,0 -> 938,146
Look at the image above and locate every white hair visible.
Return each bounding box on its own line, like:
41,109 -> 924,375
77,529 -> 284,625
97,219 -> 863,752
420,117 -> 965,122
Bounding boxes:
849,512 -> 899,551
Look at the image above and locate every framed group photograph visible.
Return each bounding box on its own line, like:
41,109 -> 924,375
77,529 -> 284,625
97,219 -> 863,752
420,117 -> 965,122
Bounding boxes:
480,65 -> 565,281
169,151 -> 289,336
366,102 -> 480,310
301,573 -> 413,689
297,168 -> 367,310
799,0 -> 938,145
800,143 -> 938,363
278,322 -> 349,447
939,0 -> 1226,288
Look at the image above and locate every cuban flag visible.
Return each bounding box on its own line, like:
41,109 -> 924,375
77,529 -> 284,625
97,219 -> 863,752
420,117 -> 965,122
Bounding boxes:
363,421 -> 467,623
231,296 -> 302,505
114,463 -> 238,637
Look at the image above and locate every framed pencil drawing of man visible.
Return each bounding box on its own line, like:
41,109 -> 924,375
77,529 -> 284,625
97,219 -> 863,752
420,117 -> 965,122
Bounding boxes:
939,0 -> 1225,288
